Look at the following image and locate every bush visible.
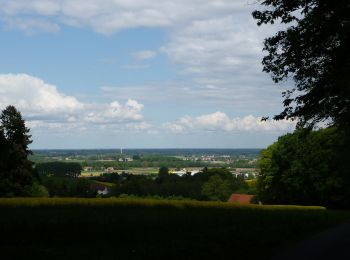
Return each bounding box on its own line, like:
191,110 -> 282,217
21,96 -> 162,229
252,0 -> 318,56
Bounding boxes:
258,128 -> 350,208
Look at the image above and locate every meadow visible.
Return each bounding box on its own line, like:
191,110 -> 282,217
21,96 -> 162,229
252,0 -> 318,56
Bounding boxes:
1,198 -> 349,259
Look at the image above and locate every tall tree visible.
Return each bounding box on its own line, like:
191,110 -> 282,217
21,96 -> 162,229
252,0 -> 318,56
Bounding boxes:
253,1 -> 350,128
0,105 -> 35,196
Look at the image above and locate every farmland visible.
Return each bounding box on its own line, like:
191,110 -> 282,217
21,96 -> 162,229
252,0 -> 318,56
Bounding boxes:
1,198 -> 349,259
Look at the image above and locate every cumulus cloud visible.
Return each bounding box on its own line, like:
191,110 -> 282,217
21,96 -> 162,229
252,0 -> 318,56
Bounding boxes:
0,74 -> 83,116
0,73 -> 150,133
83,100 -> 144,124
164,112 -> 295,134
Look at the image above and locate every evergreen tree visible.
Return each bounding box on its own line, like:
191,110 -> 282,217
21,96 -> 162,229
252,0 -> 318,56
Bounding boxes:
0,105 -> 35,196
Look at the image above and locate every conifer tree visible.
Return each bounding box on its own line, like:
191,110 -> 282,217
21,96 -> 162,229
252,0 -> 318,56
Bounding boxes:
0,105 -> 34,196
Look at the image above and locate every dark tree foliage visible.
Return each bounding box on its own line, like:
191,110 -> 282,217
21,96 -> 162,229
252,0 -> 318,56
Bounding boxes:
36,162 -> 82,178
111,168 -> 247,201
158,166 -> 169,176
253,0 -> 350,128
257,128 -> 350,208
0,106 -> 35,196
42,177 -> 96,197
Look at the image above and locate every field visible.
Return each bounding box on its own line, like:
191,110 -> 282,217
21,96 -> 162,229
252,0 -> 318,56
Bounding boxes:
80,168 -> 161,177
0,198 -> 349,259
80,171 -> 104,177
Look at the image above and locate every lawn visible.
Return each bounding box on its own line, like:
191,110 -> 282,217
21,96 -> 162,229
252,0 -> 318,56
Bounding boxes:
0,198 -> 349,259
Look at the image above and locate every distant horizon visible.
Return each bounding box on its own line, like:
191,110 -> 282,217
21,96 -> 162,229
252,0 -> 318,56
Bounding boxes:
31,147 -> 264,151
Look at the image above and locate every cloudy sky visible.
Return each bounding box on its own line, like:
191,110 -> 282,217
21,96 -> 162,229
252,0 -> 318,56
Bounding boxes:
0,0 -> 295,149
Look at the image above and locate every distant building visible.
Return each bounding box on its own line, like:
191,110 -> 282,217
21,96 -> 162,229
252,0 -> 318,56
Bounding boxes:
106,167 -> 115,173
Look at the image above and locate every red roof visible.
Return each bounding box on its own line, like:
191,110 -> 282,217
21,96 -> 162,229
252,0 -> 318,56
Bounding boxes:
228,194 -> 254,204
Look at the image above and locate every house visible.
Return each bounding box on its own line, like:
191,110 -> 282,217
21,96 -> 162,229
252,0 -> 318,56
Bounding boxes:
228,194 -> 254,204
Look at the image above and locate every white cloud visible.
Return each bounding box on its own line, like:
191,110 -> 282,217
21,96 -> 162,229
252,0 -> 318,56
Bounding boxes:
0,74 -> 151,133
165,112 -> 295,134
83,99 -> 144,124
0,0 -> 249,34
132,50 -> 157,61
0,73 -> 83,115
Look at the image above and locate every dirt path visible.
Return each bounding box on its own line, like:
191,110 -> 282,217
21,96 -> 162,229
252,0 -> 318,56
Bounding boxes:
271,222 -> 350,260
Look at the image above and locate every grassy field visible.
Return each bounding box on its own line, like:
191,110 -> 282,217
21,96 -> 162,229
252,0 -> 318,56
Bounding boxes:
80,171 -> 104,177
0,198 -> 349,259
80,168 -> 160,177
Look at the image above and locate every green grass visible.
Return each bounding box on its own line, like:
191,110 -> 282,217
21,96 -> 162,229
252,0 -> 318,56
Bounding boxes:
0,198 -> 349,259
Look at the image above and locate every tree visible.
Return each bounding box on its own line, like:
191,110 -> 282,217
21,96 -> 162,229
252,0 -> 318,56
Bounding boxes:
257,128 -> 350,208
36,162 -> 82,178
253,1 -> 350,128
201,175 -> 232,201
0,106 -> 35,196
158,166 -> 169,175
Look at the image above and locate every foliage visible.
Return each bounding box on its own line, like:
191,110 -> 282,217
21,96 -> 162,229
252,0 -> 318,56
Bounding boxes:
25,182 -> 49,197
257,128 -> 350,208
158,166 -> 169,177
0,106 -> 36,196
110,168 -> 247,201
201,175 -> 232,201
36,161 -> 82,178
42,177 -> 96,197
253,1 -> 350,128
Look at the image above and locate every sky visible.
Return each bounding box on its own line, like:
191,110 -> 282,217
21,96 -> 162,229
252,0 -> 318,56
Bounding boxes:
0,0 -> 295,149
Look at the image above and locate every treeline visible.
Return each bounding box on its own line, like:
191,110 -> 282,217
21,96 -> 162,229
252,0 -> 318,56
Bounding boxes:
257,128 -> 350,208
81,160 -> 208,169
31,161 -> 255,201
80,158 -> 256,169
36,162 -> 82,178
93,168 -> 254,201
35,162 -> 96,197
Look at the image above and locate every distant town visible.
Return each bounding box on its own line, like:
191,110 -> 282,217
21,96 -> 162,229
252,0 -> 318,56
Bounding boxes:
30,148 -> 259,180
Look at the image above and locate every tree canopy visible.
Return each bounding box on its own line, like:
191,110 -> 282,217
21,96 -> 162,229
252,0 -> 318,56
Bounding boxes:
253,0 -> 350,128
257,128 -> 350,208
36,162 -> 82,178
0,106 -> 36,196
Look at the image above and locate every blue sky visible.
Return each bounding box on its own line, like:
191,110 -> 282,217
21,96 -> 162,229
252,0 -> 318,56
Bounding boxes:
0,0 -> 295,149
